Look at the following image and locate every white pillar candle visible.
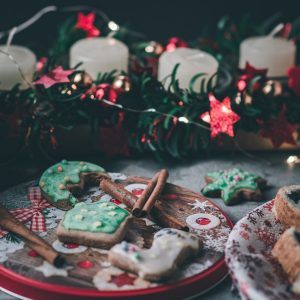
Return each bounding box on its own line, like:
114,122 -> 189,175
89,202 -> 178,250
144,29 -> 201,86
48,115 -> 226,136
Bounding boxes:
70,37 -> 129,79
158,48 -> 219,92
0,45 -> 36,91
239,37 -> 296,77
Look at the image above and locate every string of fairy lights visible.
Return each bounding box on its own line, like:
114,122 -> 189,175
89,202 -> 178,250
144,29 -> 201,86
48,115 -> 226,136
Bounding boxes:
1,5 -> 300,165
0,5 -> 212,132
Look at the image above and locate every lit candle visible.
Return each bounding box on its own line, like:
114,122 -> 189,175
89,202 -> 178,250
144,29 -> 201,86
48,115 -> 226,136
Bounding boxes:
0,45 -> 36,90
239,37 -> 296,77
158,48 -> 219,92
70,37 -> 129,79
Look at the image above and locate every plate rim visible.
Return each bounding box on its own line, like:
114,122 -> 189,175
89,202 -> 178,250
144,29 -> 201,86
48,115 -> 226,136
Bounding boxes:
0,179 -> 233,299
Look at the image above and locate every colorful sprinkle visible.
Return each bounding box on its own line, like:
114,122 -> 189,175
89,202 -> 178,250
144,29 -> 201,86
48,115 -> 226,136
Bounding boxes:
57,166 -> 63,172
80,161 -> 85,165
107,211 -> 117,216
74,214 -> 84,221
59,184 -> 65,190
61,159 -> 67,164
47,169 -> 53,174
64,176 -> 70,182
40,181 -> 45,188
93,221 -> 102,228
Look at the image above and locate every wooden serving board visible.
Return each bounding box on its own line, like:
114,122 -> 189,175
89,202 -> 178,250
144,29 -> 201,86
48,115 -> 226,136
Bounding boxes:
0,173 -> 233,300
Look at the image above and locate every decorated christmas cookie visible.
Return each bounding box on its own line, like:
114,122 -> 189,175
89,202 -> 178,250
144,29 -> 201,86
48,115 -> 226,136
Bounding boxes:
202,168 -> 266,205
272,227 -> 300,294
56,202 -> 132,248
108,228 -> 202,282
39,160 -> 109,210
273,185 -> 300,228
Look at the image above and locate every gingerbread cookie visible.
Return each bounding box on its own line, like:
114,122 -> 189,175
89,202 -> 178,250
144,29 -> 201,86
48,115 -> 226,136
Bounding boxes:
108,228 -> 202,282
202,168 -> 266,205
272,227 -> 300,294
39,160 -> 109,210
56,202 -> 132,248
273,185 -> 300,228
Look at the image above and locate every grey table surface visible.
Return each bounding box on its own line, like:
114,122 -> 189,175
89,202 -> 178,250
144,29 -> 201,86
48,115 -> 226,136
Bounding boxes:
1,151 -> 299,300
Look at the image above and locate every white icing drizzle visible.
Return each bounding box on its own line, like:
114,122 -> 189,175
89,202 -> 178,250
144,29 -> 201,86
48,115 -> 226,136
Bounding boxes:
35,261 -> 72,277
186,213 -> 220,230
109,228 -> 200,278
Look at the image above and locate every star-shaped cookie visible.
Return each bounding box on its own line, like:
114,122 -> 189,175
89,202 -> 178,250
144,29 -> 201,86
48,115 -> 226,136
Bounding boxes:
201,168 -> 266,205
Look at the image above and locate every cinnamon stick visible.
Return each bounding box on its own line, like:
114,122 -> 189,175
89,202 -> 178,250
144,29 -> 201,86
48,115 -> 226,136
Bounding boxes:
132,171 -> 160,217
100,179 -> 138,207
142,169 -> 169,216
0,204 -> 65,267
100,175 -> 189,232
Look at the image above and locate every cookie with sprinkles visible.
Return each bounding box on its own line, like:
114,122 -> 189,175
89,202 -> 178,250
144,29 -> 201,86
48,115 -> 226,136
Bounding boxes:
39,160 -> 110,210
108,228 -> 202,282
202,168 -> 266,205
56,202 -> 132,248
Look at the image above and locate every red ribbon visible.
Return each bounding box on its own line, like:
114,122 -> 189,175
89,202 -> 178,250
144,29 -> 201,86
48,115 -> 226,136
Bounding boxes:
0,187 -> 51,238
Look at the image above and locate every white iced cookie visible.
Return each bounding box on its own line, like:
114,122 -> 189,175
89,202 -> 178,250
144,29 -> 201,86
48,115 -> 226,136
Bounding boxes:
108,228 -> 202,282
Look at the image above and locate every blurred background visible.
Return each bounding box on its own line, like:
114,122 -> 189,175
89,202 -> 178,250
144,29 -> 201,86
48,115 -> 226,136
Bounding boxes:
0,0 -> 299,189
0,0 -> 298,52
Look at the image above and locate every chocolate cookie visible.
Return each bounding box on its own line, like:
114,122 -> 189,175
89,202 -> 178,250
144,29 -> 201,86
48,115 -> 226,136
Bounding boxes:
108,228 -> 202,282
273,185 -> 300,228
39,160 -> 109,210
56,202 -> 132,248
202,168 -> 266,205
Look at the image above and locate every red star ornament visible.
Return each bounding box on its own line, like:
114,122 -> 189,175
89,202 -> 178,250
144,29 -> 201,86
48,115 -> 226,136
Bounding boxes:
201,95 -> 240,138
33,66 -> 75,89
288,66 -> 300,95
108,273 -> 136,287
257,106 -> 297,148
76,12 -> 100,37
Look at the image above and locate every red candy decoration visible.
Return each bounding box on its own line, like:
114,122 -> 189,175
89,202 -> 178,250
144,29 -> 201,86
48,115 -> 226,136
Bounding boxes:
196,217 -> 211,225
109,273 -> 136,287
28,250 -> 39,257
166,37 -> 188,52
132,188 -> 144,197
77,260 -> 94,269
76,12 -> 100,38
63,243 -> 79,249
110,198 -> 122,205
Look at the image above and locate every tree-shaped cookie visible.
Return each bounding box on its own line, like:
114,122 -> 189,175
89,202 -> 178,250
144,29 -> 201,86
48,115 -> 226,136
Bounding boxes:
39,160 -> 109,210
202,168 -> 266,205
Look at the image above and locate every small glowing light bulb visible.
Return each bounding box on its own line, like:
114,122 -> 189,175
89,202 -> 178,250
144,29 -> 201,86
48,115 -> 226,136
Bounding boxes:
178,116 -> 189,123
108,21 -> 119,31
286,155 -> 300,165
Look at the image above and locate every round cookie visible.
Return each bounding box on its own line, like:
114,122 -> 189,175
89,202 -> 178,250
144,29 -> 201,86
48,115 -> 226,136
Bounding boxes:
273,185 -> 300,228
39,160 -> 109,210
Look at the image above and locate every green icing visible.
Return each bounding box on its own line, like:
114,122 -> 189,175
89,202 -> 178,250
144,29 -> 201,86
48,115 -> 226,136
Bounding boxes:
39,160 -> 105,205
202,168 -> 259,204
62,202 -> 129,233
